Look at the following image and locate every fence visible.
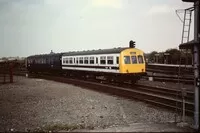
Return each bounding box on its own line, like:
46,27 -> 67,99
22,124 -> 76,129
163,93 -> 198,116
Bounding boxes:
0,61 -> 14,84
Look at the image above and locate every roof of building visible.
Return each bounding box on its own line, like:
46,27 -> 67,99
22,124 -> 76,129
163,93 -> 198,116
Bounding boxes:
179,40 -> 199,49
182,0 -> 198,2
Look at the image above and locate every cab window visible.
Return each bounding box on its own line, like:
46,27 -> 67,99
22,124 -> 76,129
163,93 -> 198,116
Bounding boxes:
124,56 -> 131,64
138,55 -> 144,64
131,56 -> 137,64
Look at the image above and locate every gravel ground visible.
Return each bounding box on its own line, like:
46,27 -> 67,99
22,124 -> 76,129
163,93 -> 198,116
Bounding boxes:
0,76 -> 193,132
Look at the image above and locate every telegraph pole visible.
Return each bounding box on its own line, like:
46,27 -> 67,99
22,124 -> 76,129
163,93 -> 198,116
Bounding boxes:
181,0 -> 200,130
193,0 -> 200,130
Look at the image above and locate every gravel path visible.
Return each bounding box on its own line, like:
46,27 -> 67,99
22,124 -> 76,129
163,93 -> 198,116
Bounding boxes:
0,76 -> 193,132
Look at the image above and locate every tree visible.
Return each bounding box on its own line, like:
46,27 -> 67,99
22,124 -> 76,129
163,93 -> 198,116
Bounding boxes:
146,51 -> 158,63
165,48 -> 181,64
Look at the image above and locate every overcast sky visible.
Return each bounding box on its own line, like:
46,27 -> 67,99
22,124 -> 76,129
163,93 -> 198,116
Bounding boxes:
0,0 -> 193,57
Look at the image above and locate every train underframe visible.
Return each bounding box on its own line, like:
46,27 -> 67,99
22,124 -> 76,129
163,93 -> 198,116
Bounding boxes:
62,69 -> 146,84
28,67 -> 146,84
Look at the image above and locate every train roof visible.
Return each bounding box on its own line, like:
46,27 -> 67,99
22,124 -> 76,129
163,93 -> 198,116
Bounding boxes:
27,53 -> 64,59
27,47 -> 141,59
62,47 -> 130,56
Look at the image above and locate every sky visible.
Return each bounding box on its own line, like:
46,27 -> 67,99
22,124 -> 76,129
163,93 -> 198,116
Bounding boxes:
0,0 -> 194,57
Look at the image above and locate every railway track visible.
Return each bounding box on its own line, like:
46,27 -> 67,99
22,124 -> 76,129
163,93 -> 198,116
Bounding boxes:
144,70 -> 193,84
11,69 -> 194,84
146,64 -> 194,84
28,73 -> 194,116
135,84 -> 194,101
5,67 -> 195,115
142,76 -> 193,84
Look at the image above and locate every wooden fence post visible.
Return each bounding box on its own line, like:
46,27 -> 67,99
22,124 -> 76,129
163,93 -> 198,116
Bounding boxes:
9,62 -> 13,83
3,63 -> 6,83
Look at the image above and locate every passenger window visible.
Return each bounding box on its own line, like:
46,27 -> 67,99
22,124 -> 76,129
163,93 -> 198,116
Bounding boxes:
116,57 -> 119,64
51,58 -> 54,64
90,57 -> 94,64
107,56 -> 113,64
43,59 -> 46,64
138,55 -> 144,64
66,58 -> 69,64
76,57 -> 78,64
79,57 -> 83,64
46,58 -> 49,64
100,56 -> 106,64
96,57 -> 98,64
131,56 -> 137,64
69,57 -> 73,64
124,56 -> 131,64
84,57 -> 88,64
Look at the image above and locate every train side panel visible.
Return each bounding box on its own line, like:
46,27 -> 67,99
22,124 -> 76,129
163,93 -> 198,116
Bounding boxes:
27,53 -> 63,73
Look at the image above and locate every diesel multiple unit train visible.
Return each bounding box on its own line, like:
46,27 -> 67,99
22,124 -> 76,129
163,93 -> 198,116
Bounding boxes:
27,41 -> 146,83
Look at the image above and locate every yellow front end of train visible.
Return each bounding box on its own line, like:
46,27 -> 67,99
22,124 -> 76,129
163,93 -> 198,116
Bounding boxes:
119,48 -> 146,74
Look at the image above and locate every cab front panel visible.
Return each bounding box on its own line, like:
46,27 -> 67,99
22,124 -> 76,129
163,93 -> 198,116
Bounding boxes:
119,48 -> 146,74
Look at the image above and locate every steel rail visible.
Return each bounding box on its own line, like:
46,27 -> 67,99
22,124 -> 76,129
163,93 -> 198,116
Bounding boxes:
28,73 -> 194,115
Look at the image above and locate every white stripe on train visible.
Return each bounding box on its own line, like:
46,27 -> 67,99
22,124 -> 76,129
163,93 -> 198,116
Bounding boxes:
62,66 -> 120,73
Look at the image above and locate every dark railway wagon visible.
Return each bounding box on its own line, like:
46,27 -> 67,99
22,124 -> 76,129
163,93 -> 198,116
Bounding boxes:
27,53 -> 63,73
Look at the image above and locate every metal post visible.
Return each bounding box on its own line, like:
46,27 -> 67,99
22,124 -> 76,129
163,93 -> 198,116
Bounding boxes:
177,88 -> 189,127
9,63 -> 13,83
193,0 -> 200,130
182,88 -> 187,123
3,63 -> 6,84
